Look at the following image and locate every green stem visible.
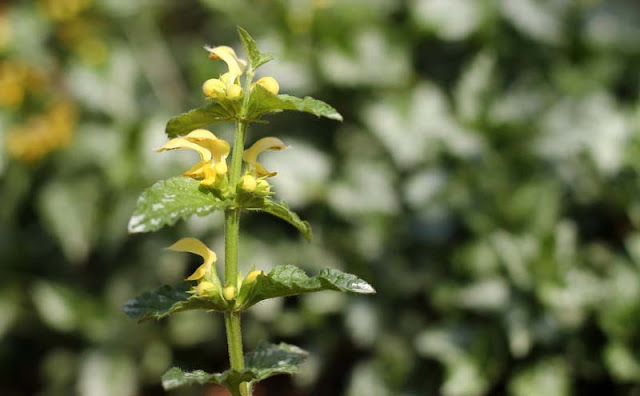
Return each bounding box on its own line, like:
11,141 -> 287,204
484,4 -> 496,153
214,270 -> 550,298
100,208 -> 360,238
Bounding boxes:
222,66 -> 257,395
224,311 -> 245,370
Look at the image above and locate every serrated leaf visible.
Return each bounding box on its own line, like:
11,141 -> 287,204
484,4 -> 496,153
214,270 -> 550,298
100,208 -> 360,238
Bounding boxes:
123,284 -> 227,321
237,26 -> 274,70
166,102 -> 233,138
238,265 -> 375,310
247,84 -> 343,121
128,177 -> 231,233
162,343 -> 307,391
259,200 -> 312,242
245,342 -> 308,379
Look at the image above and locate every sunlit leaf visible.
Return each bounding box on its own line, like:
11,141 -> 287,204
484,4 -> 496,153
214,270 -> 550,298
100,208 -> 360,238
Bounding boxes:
162,343 -> 307,390
128,177 -> 231,233
122,284 -> 227,321
247,84 -> 343,121
238,265 -> 375,309
259,200 -> 312,242
165,102 -> 233,138
237,26 -> 274,69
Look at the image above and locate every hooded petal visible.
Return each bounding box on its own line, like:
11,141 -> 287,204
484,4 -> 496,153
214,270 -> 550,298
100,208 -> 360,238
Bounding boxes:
204,45 -> 247,79
156,137 -> 212,162
167,238 -> 217,281
243,137 -> 288,177
184,129 -> 230,177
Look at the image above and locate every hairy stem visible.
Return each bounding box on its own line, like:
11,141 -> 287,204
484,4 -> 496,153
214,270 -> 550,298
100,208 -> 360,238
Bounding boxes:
223,65 -> 257,394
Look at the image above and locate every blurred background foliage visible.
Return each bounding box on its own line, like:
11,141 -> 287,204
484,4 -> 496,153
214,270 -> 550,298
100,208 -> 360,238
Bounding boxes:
2,0 -> 640,395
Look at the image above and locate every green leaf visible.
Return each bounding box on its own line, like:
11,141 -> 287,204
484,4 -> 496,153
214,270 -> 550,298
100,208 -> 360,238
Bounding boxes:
123,284 -> 227,321
247,84 -> 343,121
162,343 -> 307,390
128,177 -> 231,233
165,102 -> 233,138
238,265 -> 375,310
244,342 -> 308,380
237,26 -> 274,70
259,200 -> 312,242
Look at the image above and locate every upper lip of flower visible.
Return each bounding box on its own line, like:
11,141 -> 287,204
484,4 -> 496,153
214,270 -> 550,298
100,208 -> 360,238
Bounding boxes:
167,237 -> 217,281
204,45 -> 247,80
156,129 -> 231,185
242,137 -> 288,177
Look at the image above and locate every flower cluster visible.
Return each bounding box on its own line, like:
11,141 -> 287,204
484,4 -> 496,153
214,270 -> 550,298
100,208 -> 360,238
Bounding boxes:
158,46 -> 288,194
168,237 -> 264,302
202,45 -> 280,101
157,45 -> 290,298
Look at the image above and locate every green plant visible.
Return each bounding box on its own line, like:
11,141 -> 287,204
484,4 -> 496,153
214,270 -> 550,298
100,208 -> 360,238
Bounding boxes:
122,27 -> 374,396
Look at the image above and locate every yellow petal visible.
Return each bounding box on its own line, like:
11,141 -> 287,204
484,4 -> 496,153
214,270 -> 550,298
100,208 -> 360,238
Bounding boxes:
199,164 -> 217,186
156,137 -> 212,162
185,129 -> 230,165
167,238 -> 216,281
214,161 -> 228,175
243,137 -> 287,177
184,129 -> 218,141
183,159 -> 209,178
186,263 -> 209,281
205,45 -> 247,78
243,137 -> 287,164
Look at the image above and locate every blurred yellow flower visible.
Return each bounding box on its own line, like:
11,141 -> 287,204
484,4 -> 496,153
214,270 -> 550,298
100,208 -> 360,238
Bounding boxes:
242,137 -> 288,177
156,129 -> 230,186
39,0 -> 92,21
0,61 -> 46,109
5,101 -> 77,164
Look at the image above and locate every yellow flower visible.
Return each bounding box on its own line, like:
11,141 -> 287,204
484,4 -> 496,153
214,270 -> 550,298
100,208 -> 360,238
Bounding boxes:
156,129 -> 230,186
242,137 -> 288,177
204,45 -> 247,80
5,101 -> 77,163
167,238 -> 217,281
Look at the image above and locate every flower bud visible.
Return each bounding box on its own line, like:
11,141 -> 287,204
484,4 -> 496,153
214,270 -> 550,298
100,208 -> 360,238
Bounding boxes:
244,270 -> 263,284
223,285 -> 237,301
256,178 -> 270,193
255,77 -> 279,95
203,78 -> 226,98
226,84 -> 243,99
240,175 -> 257,192
214,161 -> 228,175
197,281 -> 217,296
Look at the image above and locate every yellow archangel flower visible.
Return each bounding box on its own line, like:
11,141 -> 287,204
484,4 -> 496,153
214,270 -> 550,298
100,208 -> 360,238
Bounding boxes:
204,45 -> 247,78
242,137 -> 288,178
156,129 -> 230,186
202,45 -> 247,99
167,238 -> 217,281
